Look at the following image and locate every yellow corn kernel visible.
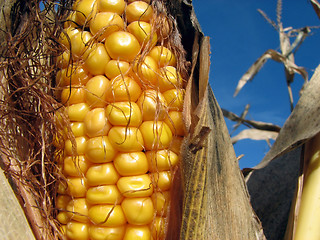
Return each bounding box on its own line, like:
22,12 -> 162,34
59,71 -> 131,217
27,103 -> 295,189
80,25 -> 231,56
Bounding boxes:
164,111 -> 185,136
57,181 -> 68,195
85,75 -> 110,108
63,155 -> 90,177
150,171 -> 172,191
66,177 -> 87,197
148,46 -> 176,67
56,195 -> 71,209
84,108 -> 111,137
67,122 -> 86,137
105,31 -> 141,62
89,205 -> 127,227
57,211 -> 70,224
89,12 -> 124,41
66,198 -> 89,223
105,75 -> 142,103
70,30 -> 93,57
113,152 -> 148,176
146,150 -> 179,172
66,221 -> 89,240
74,0 -> 98,26
104,60 -> 131,79
56,69 -> 68,91
89,225 -> 126,240
126,1 -> 153,23
151,216 -> 166,240
108,126 -> 144,152
85,136 -> 117,164
66,103 -> 90,122
57,50 -> 70,68
123,225 -> 151,240
85,43 -> 111,75
59,27 -> 80,49
127,21 -> 157,48
163,88 -> 184,111
139,121 -> 173,151
151,191 -> 170,216
64,136 -> 87,156
159,66 -> 182,92
64,64 -> 92,86
105,102 -> 142,127
137,89 -> 167,121
134,55 -> 159,88
61,86 -> 86,105
117,174 -> 153,198
86,162 -> 120,186
121,197 -> 154,225
98,0 -> 126,15
87,185 -> 122,204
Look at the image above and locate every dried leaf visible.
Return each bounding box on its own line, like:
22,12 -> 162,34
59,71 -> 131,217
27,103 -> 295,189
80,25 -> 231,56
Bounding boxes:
231,129 -> 278,144
222,108 -> 281,132
0,163 -> 36,240
234,49 -> 308,97
253,64 -> 320,169
234,51 -> 272,97
310,0 -> 320,19
179,30 -> 265,240
258,9 -> 278,31
245,147 -> 301,240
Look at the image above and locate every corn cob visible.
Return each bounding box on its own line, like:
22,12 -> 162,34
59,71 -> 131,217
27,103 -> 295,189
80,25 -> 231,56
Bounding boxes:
55,0 -> 186,239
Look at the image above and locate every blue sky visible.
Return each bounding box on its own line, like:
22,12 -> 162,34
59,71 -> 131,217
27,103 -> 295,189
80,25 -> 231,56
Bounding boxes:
192,0 -> 320,168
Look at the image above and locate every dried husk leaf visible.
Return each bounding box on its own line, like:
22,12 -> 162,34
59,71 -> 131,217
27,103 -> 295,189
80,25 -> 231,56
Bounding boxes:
310,0 -> 320,19
246,147 -> 301,240
166,2 -> 265,239
252,64 -> 320,170
0,157 -> 36,240
231,128 -> 278,144
234,49 -> 307,97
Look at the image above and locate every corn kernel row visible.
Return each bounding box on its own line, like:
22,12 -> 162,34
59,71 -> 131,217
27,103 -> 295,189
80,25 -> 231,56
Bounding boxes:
55,0 -> 185,239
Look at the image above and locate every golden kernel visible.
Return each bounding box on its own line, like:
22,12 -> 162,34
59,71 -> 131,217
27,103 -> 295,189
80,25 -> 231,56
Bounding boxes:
139,121 -> 173,151
85,136 -> 117,164
105,75 -> 142,103
87,185 -> 122,205
114,152 -> 148,176
126,1 -> 153,23
84,108 -> 111,137
66,198 -> 89,223
108,126 -> 144,152
85,75 -> 110,108
86,162 -> 120,186
105,102 -> 142,127
89,205 -> 126,227
121,197 -> 154,225
66,221 -> 89,240
117,174 -> 153,198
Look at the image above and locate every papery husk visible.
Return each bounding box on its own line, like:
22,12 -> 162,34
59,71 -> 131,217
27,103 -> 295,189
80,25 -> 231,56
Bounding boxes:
166,1 -> 265,239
